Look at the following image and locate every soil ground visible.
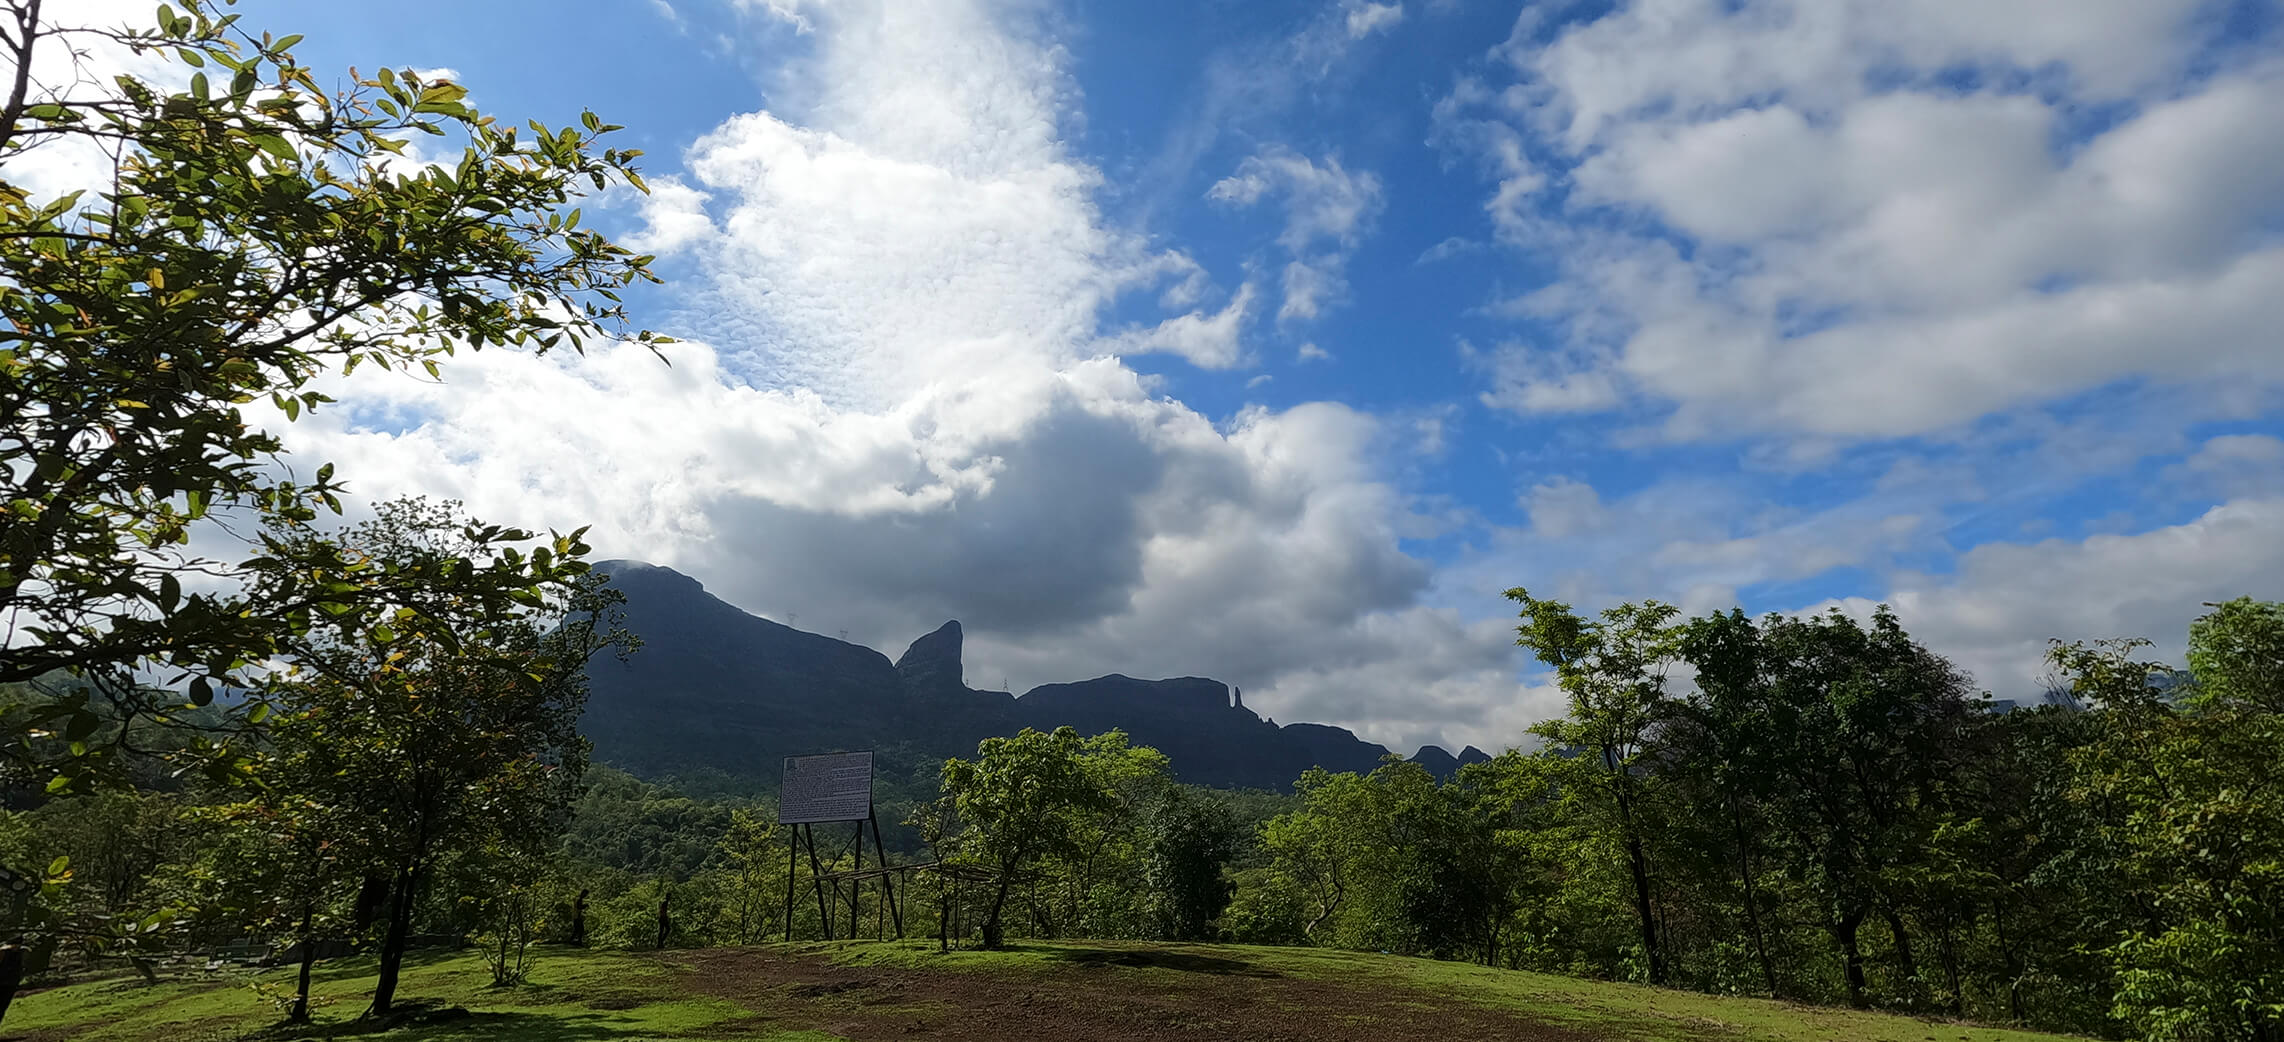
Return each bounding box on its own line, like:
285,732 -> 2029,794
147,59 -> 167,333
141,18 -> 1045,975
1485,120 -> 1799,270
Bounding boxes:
677,943 -> 1597,1041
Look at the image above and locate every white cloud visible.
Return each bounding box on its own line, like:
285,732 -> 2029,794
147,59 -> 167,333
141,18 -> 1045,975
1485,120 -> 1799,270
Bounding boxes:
1438,0 -> 2284,447
1345,2 -> 1405,40
1812,497 -> 2284,698
2163,434 -> 2284,500
1297,342 -> 1333,363
623,176 -> 717,254
732,0 -> 812,32
1136,0 -> 1411,214
1104,284 -> 1257,369
1521,0 -> 2207,152
271,0 -> 1513,755
1415,236 -> 1484,265
1209,147 -> 1385,324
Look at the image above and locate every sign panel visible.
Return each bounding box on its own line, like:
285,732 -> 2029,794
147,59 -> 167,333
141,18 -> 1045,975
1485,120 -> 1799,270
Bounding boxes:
779,750 -> 874,824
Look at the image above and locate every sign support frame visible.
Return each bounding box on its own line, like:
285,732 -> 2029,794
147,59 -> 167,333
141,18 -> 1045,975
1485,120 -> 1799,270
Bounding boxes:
778,750 -> 901,942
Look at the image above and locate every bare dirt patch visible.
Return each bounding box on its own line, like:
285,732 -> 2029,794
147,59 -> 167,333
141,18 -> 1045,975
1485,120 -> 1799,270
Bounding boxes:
674,945 -> 1606,1042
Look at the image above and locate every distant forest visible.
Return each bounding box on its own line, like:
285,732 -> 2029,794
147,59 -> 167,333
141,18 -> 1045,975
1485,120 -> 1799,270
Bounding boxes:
5,593 -> 2277,1040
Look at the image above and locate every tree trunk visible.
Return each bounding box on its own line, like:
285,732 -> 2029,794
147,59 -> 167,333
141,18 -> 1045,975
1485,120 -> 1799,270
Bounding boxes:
1835,908 -> 1868,1008
1623,828 -> 1664,985
1303,881 -> 1344,941
496,901 -> 514,983
1935,920 -> 1962,1016
0,943 -> 25,1028
982,869 -> 1015,949
290,905 -> 317,1023
369,868 -> 420,1019
1993,898 -> 2024,1023
1608,745 -> 1664,985
1729,800 -> 1781,997
1881,906 -> 1921,1008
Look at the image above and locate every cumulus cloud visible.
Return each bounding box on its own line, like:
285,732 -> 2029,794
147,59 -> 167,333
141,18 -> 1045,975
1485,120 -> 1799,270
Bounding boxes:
1103,284 -> 1257,369
623,176 -> 717,254
1438,0 -> 2284,445
1485,472 -> 1939,619
1811,498 -> 2284,699
2162,434 -> 2284,500
269,0 -> 1520,754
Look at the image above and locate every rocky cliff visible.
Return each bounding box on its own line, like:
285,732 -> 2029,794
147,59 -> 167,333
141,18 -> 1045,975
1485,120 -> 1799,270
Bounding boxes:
584,561 -> 1431,791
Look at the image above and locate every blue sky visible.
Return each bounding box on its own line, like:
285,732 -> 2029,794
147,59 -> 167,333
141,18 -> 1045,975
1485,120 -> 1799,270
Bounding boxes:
128,0 -> 2284,752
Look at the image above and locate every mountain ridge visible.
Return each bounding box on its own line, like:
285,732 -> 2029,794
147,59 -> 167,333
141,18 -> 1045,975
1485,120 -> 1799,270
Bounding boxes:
582,560 -> 1479,790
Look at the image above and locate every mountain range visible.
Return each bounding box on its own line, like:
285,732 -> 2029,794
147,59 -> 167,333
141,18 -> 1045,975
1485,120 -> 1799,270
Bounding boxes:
581,561 -> 1490,791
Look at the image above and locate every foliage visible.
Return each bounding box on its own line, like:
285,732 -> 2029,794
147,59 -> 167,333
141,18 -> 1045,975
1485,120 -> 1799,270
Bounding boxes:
1138,786 -> 1239,941
0,0 -> 663,793
1507,589 -> 1679,984
928,727 -> 1158,946
2052,602 -> 2284,1041
254,497 -> 626,1015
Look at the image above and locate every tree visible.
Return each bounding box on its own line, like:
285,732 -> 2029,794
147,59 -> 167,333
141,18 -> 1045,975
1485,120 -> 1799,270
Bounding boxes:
257,498 -> 624,1018
932,727 -> 1118,948
189,792 -> 357,1022
1750,606 -> 1978,1008
1672,608 -> 1784,997
1139,787 -> 1238,942
1507,589 -> 1678,985
1027,730 -> 1169,938
0,0 -> 664,790
1259,768 -> 1375,943
2057,601 -> 2284,1041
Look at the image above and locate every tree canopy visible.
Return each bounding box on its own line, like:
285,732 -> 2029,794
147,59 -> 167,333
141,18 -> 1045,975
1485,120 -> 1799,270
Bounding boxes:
0,0 -> 663,791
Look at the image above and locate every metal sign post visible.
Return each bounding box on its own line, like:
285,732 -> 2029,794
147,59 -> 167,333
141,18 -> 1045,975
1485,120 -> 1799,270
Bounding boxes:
778,750 -> 899,941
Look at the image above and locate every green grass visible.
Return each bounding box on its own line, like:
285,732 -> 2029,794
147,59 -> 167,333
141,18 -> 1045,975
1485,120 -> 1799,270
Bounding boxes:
1295,947 -> 2080,1042
5,940 -> 2094,1042
2,949 -> 766,1042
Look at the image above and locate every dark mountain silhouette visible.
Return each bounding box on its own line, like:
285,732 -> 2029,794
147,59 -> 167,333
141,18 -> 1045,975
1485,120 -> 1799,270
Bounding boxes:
1408,744 -> 1493,780
583,561 -> 1437,790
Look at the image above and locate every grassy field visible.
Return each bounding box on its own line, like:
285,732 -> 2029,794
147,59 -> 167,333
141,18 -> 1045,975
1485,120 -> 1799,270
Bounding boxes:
2,940 -> 2095,1042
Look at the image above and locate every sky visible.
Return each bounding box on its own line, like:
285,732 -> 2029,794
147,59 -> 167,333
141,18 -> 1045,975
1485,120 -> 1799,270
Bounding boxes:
46,0 -> 2284,755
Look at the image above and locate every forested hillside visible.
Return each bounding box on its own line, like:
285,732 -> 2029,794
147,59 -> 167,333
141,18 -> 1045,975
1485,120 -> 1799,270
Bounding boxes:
580,560 -> 1488,789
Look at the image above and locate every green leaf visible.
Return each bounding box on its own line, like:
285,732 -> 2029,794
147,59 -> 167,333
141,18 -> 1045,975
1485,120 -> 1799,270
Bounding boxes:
63,711 -> 100,743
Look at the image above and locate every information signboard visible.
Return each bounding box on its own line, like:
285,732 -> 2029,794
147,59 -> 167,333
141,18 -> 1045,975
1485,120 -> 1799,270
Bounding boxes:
779,750 -> 874,824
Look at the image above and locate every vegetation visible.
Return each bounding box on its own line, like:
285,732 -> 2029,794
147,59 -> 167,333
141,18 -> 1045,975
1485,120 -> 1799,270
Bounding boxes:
0,4 -> 2274,1042
1214,597 -> 2284,1041
0,0 -> 661,793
